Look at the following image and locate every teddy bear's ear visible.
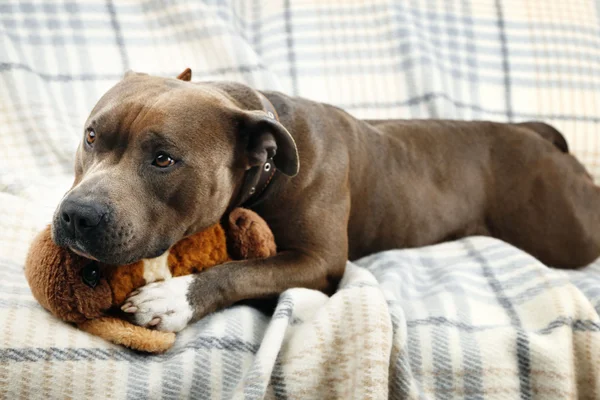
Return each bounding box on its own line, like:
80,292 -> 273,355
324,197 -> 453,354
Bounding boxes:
78,317 -> 176,353
227,208 -> 277,259
176,68 -> 192,81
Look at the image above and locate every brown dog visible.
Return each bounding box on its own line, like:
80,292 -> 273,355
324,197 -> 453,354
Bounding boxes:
51,68 -> 600,332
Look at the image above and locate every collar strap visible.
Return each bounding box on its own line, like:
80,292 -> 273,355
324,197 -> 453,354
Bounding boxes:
237,92 -> 279,208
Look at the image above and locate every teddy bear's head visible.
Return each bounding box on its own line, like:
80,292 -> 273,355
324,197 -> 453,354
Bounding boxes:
25,226 -> 116,323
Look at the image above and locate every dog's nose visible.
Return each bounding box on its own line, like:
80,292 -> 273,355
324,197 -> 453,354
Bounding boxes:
59,198 -> 106,237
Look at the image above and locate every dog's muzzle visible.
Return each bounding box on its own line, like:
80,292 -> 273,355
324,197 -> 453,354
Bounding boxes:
52,193 -> 109,257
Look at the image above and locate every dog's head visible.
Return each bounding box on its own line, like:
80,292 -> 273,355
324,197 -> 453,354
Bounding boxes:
51,70 -> 297,265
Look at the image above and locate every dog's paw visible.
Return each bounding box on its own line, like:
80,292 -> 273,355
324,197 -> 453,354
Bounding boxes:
122,275 -> 194,332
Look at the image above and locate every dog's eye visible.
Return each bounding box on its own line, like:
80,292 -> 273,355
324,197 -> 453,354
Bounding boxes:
81,263 -> 100,288
85,129 -> 96,146
153,152 -> 175,168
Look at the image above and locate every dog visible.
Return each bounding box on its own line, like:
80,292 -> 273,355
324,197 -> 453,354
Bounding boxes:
51,68 -> 600,332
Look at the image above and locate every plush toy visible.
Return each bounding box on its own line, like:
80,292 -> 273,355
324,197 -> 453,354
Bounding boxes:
25,208 -> 276,353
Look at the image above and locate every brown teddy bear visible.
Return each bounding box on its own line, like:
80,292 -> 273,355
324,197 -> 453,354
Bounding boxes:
24,208 -> 276,353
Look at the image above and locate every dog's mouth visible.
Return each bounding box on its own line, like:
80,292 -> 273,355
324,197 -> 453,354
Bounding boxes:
60,236 -> 132,265
68,244 -> 99,261
68,238 -> 171,266
52,213 -> 173,265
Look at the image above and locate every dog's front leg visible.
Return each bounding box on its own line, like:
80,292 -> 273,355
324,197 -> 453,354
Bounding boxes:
122,251 -> 341,332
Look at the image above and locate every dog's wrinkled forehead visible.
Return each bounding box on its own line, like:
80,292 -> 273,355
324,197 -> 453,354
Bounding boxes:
85,74 -> 237,144
92,74 -> 232,115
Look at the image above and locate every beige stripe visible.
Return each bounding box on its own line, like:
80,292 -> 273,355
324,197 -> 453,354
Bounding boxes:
41,313 -> 54,399
61,324 -> 77,400
0,306 -> 16,398
21,309 -> 41,399
83,350 -> 96,399
343,290 -> 357,394
585,329 -> 598,399
104,349 -> 116,399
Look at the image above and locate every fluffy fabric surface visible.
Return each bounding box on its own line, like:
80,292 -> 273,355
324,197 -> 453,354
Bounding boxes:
4,238 -> 600,398
1,0 -> 600,399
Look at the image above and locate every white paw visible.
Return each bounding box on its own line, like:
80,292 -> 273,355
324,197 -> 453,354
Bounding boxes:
122,275 -> 194,332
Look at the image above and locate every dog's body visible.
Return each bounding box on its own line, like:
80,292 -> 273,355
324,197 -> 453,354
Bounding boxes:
52,71 -> 600,332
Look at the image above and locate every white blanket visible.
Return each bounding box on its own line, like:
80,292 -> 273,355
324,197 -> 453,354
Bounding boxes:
1,1 -> 600,398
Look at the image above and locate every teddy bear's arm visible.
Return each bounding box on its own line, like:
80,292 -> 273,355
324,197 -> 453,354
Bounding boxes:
227,208 -> 277,259
106,261 -> 147,305
167,223 -> 231,277
105,209 -> 274,310
106,223 -> 231,306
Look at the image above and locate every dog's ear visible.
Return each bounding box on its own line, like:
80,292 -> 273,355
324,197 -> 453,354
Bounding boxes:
176,68 -> 192,81
239,110 -> 299,177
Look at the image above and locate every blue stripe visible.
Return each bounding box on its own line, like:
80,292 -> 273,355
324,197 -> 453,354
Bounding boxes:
126,361 -> 149,400
387,312 -> 418,398
252,0 -> 262,57
495,0 -> 513,121
190,345 -> 213,399
283,0 -> 297,95
270,356 -> 288,400
161,357 -> 184,399
104,0 -> 129,71
0,335 -> 260,363
535,317 -> 600,334
406,316 -> 600,333
405,309 -> 425,396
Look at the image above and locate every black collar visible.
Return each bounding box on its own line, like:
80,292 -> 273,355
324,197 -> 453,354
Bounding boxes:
236,92 -> 279,208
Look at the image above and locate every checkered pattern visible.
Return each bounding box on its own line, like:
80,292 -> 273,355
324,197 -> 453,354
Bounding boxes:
1,0 -> 600,398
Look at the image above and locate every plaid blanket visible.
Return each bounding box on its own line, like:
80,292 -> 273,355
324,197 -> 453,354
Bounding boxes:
1,0 -> 600,398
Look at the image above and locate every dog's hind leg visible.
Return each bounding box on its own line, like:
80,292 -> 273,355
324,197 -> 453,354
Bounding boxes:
515,122 -> 569,153
490,152 -> 600,268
